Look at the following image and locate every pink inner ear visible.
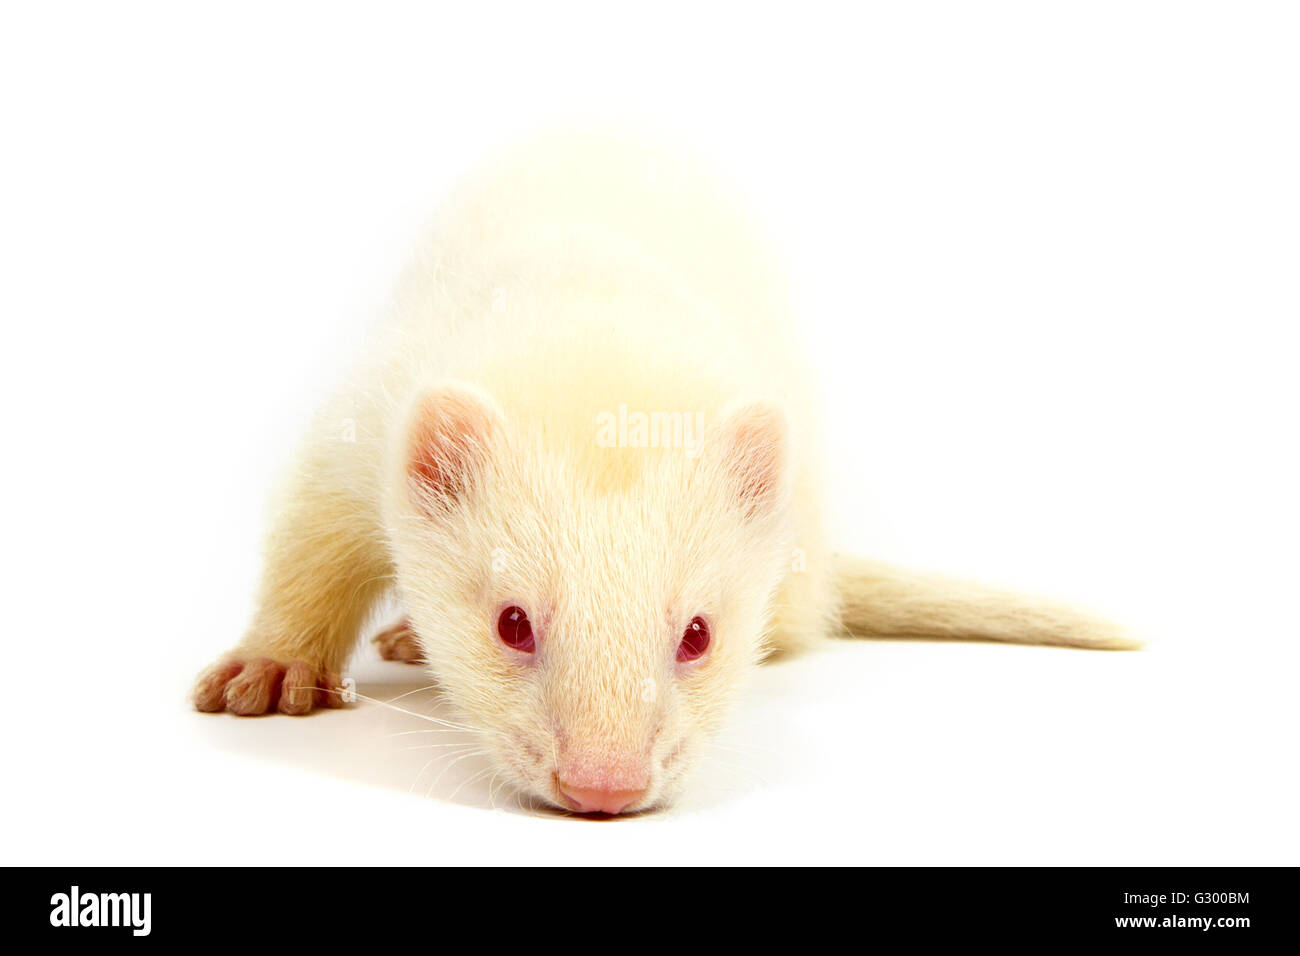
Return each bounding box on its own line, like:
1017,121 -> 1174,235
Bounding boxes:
721,403 -> 788,515
406,386 -> 499,510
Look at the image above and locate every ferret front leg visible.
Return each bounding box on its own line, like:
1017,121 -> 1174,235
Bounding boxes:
193,482 -> 392,716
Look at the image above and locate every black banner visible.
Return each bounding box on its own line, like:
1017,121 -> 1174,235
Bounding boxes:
10,867 -> 1290,943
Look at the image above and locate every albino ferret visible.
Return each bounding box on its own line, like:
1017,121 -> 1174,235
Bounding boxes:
193,130 -> 1134,815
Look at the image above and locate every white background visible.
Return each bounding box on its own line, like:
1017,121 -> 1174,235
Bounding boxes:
2,2 -> 1296,865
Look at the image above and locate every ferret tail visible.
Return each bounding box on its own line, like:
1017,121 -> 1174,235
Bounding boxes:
833,555 -> 1141,650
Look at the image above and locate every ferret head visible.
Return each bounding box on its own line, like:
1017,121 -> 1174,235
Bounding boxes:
386,382 -> 795,814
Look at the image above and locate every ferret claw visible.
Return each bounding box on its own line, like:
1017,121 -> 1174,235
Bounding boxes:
192,656 -> 344,715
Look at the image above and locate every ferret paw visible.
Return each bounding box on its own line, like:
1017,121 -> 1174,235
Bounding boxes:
192,656 -> 345,715
373,617 -> 424,663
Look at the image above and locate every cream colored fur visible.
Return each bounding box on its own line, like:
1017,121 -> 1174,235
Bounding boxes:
193,127 -> 1134,811
835,557 -> 1138,649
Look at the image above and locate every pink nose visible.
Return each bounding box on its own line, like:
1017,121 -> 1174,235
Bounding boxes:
558,781 -> 647,815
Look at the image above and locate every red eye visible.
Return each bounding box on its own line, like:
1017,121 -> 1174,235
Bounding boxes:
677,616 -> 710,663
497,605 -> 535,653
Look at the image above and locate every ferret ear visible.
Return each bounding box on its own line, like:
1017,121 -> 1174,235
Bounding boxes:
711,401 -> 791,519
405,382 -> 504,514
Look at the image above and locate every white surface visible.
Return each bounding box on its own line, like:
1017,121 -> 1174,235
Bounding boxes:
1,2 -> 1297,865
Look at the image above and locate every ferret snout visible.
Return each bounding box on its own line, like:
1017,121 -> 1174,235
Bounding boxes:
557,781 -> 647,816
554,748 -> 651,815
